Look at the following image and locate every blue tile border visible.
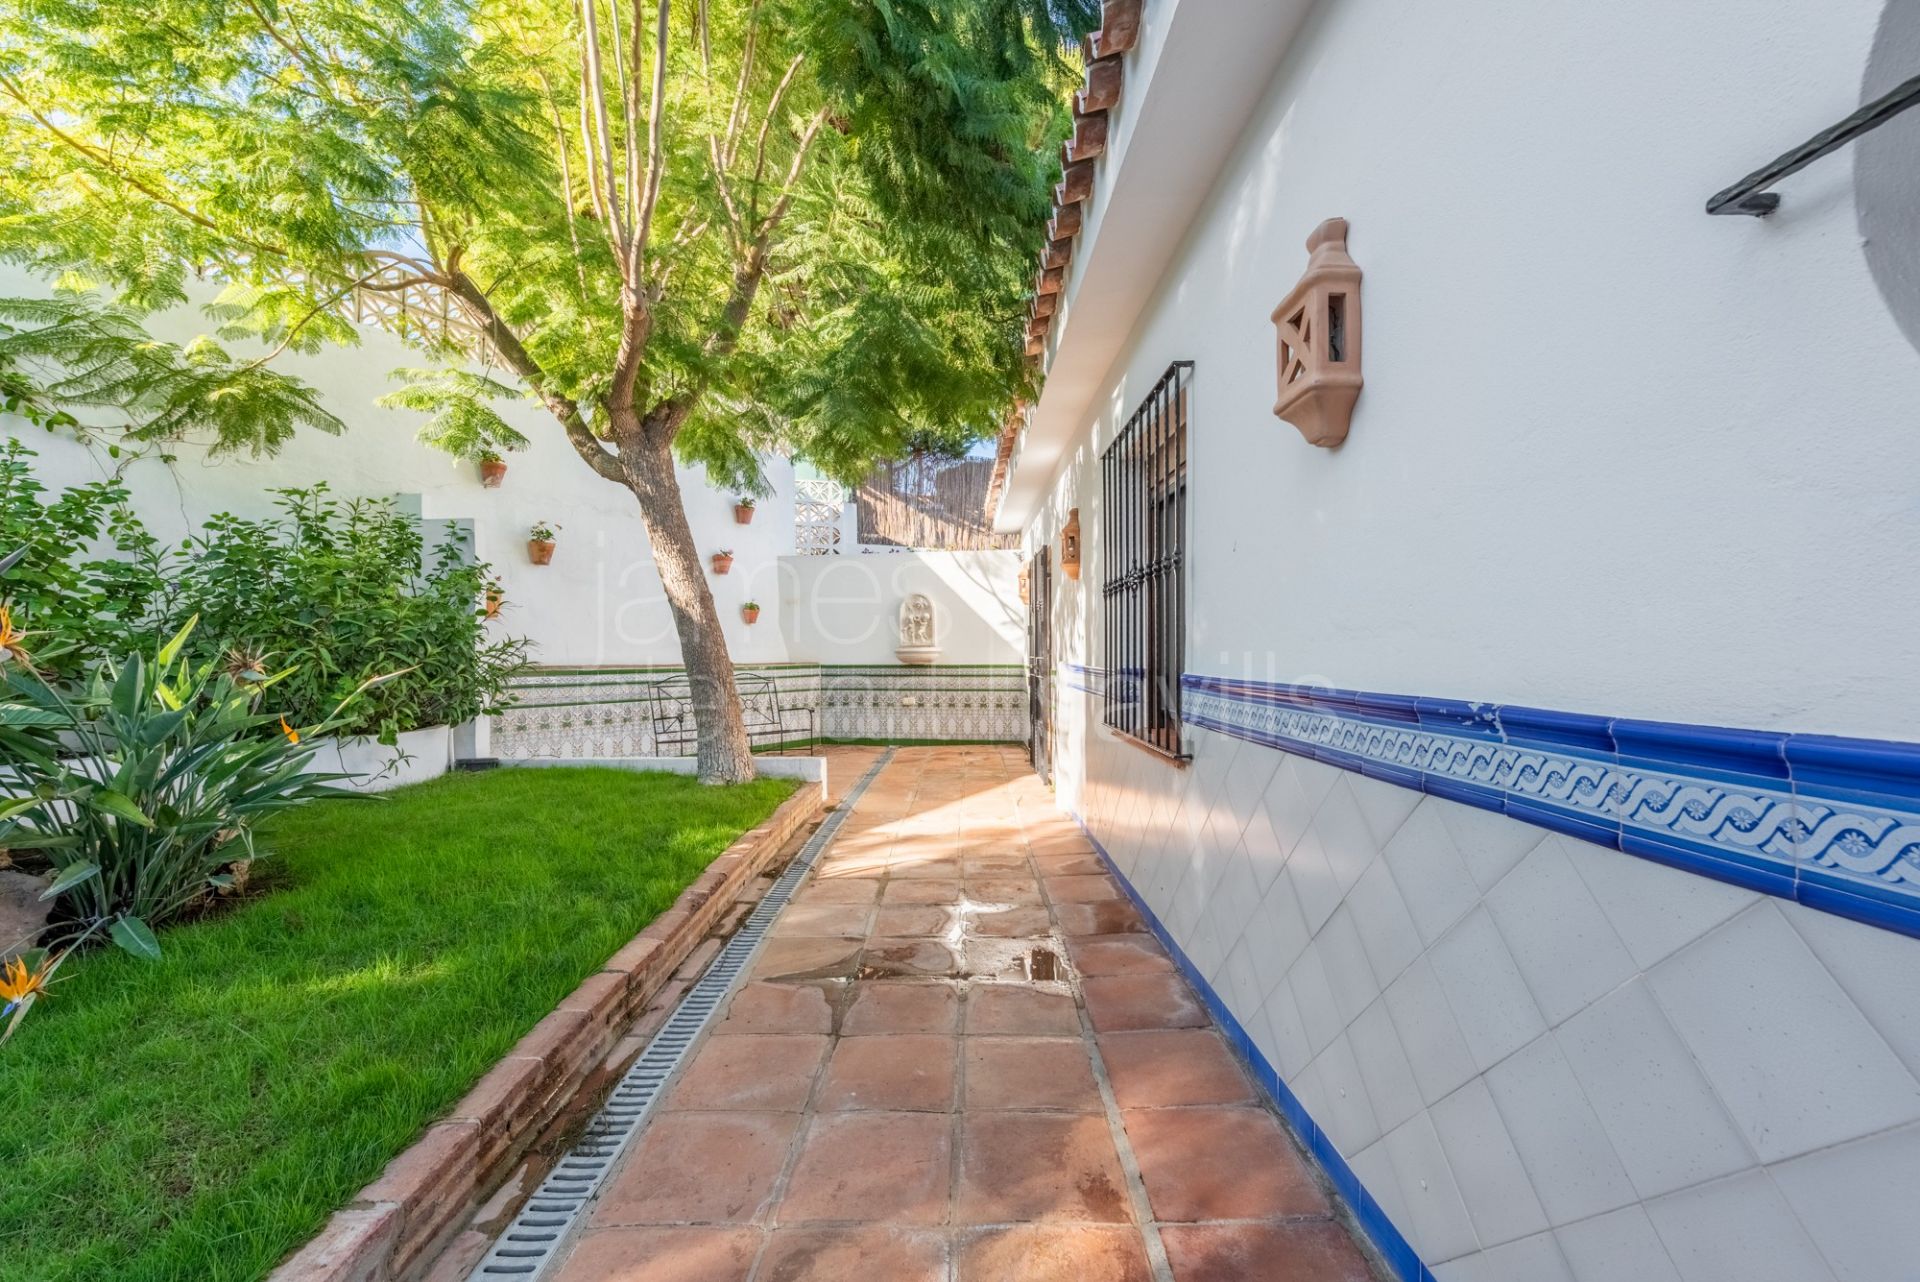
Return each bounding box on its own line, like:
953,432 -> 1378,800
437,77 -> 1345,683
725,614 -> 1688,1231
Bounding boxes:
1157,672 -> 1920,943
1065,809 -> 1436,1282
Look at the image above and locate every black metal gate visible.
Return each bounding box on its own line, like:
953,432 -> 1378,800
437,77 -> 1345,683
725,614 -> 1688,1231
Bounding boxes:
1027,545 -> 1053,784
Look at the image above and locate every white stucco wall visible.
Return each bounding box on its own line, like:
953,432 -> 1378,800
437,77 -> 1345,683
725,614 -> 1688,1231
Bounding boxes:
777,550 -> 1024,666
1020,2 -> 1920,1280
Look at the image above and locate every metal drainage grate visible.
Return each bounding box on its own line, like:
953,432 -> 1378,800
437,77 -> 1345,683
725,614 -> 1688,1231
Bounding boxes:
466,751 -> 894,1280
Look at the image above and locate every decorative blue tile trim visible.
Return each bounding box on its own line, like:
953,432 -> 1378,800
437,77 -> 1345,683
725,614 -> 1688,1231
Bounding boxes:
1180,674 -> 1920,941
1065,809 -> 1435,1282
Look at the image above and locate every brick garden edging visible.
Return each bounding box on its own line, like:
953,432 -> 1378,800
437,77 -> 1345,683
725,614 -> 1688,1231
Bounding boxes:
268,779 -> 826,1282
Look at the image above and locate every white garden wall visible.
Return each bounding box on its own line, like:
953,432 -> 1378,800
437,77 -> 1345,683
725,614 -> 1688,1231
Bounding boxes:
1013,1 -> 1920,1279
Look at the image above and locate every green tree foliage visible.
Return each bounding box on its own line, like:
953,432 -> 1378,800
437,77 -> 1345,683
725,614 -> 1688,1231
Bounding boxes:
0,0 -> 1092,777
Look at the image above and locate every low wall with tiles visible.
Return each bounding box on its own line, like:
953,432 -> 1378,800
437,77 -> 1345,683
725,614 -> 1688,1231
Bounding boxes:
495,664 -> 1026,758
1062,671 -> 1920,1282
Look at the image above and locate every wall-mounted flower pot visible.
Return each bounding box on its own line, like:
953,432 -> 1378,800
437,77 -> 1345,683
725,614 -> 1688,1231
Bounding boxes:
741,604 -> 761,624
484,588 -> 504,618
711,552 -> 734,575
528,539 -> 556,566
479,457 -> 508,488
734,502 -> 756,525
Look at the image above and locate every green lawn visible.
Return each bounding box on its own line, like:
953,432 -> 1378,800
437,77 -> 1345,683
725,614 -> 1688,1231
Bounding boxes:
0,766 -> 796,1282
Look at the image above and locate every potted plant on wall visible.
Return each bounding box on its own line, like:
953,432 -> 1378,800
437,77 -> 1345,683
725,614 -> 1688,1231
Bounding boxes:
711,548 -> 734,575
741,600 -> 760,624
483,579 -> 504,619
528,521 -> 559,565
733,496 -> 756,524
478,448 -> 509,488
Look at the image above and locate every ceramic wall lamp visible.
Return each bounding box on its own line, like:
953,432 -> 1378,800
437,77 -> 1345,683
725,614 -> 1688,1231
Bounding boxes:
1060,508 -> 1082,581
1271,217 -> 1363,447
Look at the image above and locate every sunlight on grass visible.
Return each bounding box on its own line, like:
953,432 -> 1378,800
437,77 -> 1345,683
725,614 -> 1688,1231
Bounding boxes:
0,766 -> 795,1282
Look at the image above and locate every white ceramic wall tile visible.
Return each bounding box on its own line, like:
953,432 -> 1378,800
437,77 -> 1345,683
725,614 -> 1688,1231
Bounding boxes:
1561,837 -> 1756,970
1433,1231 -> 1575,1282
1782,901 -> 1920,1084
1430,1077 -> 1550,1250
1347,856 -> 1423,987
1261,755 -> 1323,858
1383,955 -> 1479,1106
1310,776 -> 1380,905
1205,840 -> 1263,947
1239,799 -> 1288,893
1215,936 -> 1266,1027
1484,837 -> 1638,1026
1258,976 -> 1312,1077
1430,907 -> 1549,1072
1290,939 -> 1345,1058
1313,1030 -> 1383,1153
1483,1034 -> 1637,1226
1645,1170 -> 1837,1282
1769,1123 -> 1920,1282
1320,904 -> 1383,1027
1380,1111 -> 1480,1264
1382,804 -> 1482,946
1554,1206 -> 1682,1282
1245,869 -> 1312,996
1218,738 -> 1279,839
1555,980 -> 1753,1198
1647,902 -> 1920,1162
1350,998 -> 1425,1134
1350,1138 -> 1409,1237
1348,771 -> 1425,850
1432,797 -> 1547,893
1288,819 -> 1346,934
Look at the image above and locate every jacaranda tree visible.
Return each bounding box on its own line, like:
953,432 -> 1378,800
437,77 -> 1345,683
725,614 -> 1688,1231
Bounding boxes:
0,0 -> 1093,780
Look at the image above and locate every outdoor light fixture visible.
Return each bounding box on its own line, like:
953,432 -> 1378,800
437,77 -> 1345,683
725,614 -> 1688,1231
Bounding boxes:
1060,508 -> 1082,581
1271,217 -> 1363,447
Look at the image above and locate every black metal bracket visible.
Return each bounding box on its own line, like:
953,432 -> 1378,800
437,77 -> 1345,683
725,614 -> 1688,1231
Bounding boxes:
1708,71 -> 1920,216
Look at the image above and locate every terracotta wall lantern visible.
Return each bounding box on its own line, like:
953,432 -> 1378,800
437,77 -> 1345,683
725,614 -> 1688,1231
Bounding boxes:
1018,564 -> 1031,605
1271,217 -> 1363,447
1060,508 -> 1082,581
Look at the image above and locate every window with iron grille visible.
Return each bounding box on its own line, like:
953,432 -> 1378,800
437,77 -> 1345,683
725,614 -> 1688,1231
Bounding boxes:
1099,361 -> 1191,759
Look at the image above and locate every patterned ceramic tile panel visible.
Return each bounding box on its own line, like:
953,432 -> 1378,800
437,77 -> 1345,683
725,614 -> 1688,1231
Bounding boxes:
494,663 -> 1025,758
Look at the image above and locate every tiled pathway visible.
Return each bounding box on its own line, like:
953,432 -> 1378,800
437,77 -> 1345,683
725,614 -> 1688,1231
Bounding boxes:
549,747 -> 1381,1282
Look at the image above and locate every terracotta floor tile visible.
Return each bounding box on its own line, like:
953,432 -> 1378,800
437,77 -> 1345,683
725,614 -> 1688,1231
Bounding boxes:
872,904 -> 955,937
1044,874 -> 1122,903
1097,1030 -> 1255,1109
858,939 -> 963,978
553,1227 -> 760,1282
1052,900 -> 1149,937
967,905 -> 1054,938
963,855 -> 1033,877
890,856 -> 965,879
841,983 -> 960,1035
818,1035 -> 956,1112
590,1113 -> 799,1225
713,983 -> 835,1037
1159,1222 -> 1376,1282
1124,1108 -> 1329,1222
882,879 -> 964,905
777,901 -> 873,938
1033,854 -> 1108,877
795,878 -> 880,905
1081,974 -> 1208,1032
753,938 -> 862,982
964,1038 -> 1102,1111
964,877 -> 1045,905
965,985 -> 1082,1037
755,1226 -> 947,1282
1067,934 -> 1174,977
955,1226 -> 1153,1282
666,1035 -> 829,1112
777,1113 -> 952,1224
955,1112 -> 1131,1224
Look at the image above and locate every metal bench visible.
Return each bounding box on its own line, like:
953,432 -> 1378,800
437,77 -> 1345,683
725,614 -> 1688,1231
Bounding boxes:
645,672 -> 815,756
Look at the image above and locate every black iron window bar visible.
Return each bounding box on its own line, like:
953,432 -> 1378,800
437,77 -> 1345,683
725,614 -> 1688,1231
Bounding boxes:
1709,71 -> 1920,216
1100,360 -> 1193,760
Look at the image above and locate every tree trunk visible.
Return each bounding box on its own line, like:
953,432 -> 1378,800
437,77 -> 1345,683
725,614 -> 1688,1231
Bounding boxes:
620,436 -> 757,784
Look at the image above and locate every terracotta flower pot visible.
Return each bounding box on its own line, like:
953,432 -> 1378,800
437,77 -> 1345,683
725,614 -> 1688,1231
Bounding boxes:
734,503 -> 755,525
529,538 -> 556,565
741,605 -> 760,624
484,588 -> 504,618
711,552 -> 734,575
479,458 -> 508,488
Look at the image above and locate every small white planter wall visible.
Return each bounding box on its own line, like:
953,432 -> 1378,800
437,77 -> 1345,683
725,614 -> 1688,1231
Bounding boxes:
306,725 -> 454,794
